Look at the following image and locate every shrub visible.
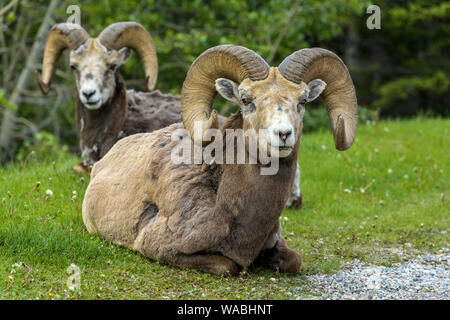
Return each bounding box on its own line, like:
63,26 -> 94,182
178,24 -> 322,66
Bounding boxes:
17,131 -> 68,163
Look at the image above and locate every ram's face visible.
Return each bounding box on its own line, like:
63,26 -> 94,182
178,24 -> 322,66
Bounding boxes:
216,67 -> 326,158
69,40 -> 130,110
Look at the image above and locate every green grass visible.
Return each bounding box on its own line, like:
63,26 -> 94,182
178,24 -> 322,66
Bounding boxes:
0,118 -> 448,299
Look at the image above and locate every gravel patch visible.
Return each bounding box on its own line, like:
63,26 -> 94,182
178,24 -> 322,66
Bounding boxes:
298,248 -> 449,300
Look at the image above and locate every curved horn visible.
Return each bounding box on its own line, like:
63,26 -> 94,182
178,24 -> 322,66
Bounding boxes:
182,45 -> 270,146
36,23 -> 90,95
97,22 -> 158,91
278,48 -> 358,151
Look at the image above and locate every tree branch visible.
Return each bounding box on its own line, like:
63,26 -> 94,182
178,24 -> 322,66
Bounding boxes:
266,0 -> 301,64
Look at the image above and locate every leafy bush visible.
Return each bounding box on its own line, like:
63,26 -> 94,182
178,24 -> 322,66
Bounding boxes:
17,131 -> 68,163
374,72 -> 450,117
302,105 -> 378,133
351,0 -> 450,117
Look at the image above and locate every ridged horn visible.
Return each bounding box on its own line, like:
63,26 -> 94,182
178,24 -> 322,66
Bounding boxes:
36,23 -> 90,95
97,22 -> 158,91
278,48 -> 358,151
181,45 -> 270,146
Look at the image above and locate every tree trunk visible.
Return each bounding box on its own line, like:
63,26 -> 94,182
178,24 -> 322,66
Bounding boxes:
345,23 -> 360,70
0,0 -> 60,162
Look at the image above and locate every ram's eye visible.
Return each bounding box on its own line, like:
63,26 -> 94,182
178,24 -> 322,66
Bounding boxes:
70,65 -> 78,71
241,98 -> 250,105
107,64 -> 117,72
297,99 -> 307,112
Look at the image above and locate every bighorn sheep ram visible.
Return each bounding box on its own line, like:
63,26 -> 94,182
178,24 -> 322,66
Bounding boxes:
36,22 -> 181,172
82,45 -> 357,276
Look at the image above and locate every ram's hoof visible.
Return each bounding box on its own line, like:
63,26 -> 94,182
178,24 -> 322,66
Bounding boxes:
289,193 -> 303,210
279,248 -> 302,274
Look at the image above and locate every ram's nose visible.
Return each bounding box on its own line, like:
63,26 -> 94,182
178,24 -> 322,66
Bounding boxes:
82,89 -> 96,100
273,128 -> 292,143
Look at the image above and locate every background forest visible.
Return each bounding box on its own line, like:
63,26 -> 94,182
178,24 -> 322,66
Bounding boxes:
0,0 -> 449,162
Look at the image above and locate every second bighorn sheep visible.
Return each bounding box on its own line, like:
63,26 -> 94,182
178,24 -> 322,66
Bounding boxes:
82,45 -> 358,276
36,22 -> 181,172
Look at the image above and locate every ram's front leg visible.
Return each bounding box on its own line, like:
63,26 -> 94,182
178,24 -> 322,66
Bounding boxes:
135,227 -> 239,276
258,239 -> 302,274
254,224 -> 302,274
172,253 -> 240,276
286,163 -> 302,209
79,141 -> 100,172
133,206 -> 237,276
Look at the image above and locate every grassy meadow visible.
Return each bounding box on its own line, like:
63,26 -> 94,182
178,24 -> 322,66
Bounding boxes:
0,118 -> 448,299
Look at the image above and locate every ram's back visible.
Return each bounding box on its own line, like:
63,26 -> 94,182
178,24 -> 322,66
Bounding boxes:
123,89 -> 181,136
82,122 -> 221,250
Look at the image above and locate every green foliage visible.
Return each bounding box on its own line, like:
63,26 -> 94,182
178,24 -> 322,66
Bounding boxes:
386,1 -> 450,26
352,0 -> 450,117
303,105 -> 378,133
58,0 -> 367,94
374,72 -> 450,116
0,90 -> 17,112
0,118 -> 448,299
5,12 -> 16,24
16,131 -> 68,163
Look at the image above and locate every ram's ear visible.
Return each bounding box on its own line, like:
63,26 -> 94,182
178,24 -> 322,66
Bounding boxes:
307,79 -> 327,102
215,78 -> 240,104
118,47 -> 132,65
